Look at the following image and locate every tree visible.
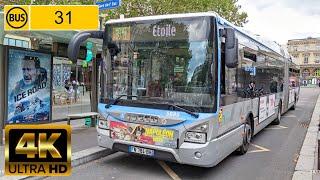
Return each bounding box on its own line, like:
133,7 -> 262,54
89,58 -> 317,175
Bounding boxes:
0,0 -> 247,26
108,0 -> 247,26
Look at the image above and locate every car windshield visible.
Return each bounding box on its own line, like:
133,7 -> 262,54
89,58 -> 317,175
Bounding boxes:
101,17 -> 217,113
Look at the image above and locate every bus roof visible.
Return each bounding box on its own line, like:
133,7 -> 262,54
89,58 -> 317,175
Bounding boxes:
106,12 -> 289,59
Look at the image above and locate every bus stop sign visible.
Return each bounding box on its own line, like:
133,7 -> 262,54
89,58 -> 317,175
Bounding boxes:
96,0 -> 121,10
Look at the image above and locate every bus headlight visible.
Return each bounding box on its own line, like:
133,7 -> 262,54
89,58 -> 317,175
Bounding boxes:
98,120 -> 108,129
191,123 -> 209,132
185,132 -> 206,144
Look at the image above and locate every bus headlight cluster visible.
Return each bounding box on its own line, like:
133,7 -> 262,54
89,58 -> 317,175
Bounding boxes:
185,132 -> 206,144
98,114 -> 108,129
191,123 -> 209,132
98,120 -> 108,129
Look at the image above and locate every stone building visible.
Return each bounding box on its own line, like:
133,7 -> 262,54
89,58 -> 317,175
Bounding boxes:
287,37 -> 320,86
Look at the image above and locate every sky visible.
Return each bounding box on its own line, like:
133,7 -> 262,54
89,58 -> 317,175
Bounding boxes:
237,0 -> 320,45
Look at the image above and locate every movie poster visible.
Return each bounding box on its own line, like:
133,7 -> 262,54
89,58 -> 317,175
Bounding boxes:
7,48 -> 52,124
110,121 -> 178,148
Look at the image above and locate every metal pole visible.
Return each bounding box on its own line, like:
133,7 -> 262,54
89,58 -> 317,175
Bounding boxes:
0,45 -> 4,146
75,61 -> 78,102
0,12 -> 5,145
91,58 -> 98,127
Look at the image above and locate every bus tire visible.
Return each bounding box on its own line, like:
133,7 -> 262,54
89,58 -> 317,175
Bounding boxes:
272,102 -> 282,125
236,120 -> 252,155
290,96 -> 296,110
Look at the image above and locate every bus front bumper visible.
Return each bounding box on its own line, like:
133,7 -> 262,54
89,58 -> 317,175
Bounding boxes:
97,125 -> 243,167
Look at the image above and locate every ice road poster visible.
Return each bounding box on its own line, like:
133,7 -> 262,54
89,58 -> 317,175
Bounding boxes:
7,48 -> 52,124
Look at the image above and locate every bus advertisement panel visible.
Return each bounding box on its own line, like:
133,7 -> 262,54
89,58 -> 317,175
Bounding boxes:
110,121 -> 178,148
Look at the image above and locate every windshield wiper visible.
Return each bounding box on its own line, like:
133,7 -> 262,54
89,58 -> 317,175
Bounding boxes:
166,103 -> 199,118
105,95 -> 137,108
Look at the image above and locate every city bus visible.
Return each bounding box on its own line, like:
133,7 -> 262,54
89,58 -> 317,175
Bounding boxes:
68,12 -> 298,167
288,61 -> 300,110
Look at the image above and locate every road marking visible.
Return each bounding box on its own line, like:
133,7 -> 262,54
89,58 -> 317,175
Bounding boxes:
248,143 -> 270,153
293,153 -> 299,163
157,160 -> 181,180
265,125 -> 288,130
282,114 -> 296,118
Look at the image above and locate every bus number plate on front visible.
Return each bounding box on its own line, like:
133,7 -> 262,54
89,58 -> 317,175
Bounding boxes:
129,146 -> 154,156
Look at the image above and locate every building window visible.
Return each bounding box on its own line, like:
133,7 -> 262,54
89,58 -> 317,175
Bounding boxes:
22,41 -> 29,48
304,57 -> 309,64
315,69 -> 320,77
4,38 -> 8,45
8,38 -> 15,46
15,40 -> 22,47
302,69 -> 310,77
3,38 -> 29,48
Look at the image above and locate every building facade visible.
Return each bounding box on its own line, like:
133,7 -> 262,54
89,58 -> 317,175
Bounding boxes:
287,37 -> 320,86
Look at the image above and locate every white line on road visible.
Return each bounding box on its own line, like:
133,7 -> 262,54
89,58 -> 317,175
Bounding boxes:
282,115 -> 296,118
157,160 -> 181,180
265,125 -> 288,130
248,143 -> 270,153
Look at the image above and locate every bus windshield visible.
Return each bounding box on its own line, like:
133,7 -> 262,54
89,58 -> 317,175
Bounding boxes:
101,17 -> 216,113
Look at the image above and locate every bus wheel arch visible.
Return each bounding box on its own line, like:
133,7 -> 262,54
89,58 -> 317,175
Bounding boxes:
236,114 -> 253,155
290,94 -> 297,110
272,100 -> 282,125
248,113 -> 254,138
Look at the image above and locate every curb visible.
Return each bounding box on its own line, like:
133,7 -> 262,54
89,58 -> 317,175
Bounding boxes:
18,146 -> 115,180
292,93 -> 320,180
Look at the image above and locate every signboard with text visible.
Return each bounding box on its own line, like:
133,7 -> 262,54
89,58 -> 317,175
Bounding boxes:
96,0 -> 121,10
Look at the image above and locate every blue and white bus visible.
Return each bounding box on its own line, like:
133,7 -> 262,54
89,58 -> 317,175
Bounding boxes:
68,12 -> 298,167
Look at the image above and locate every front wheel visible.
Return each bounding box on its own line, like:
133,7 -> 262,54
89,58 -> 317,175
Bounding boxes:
237,121 -> 252,155
290,96 -> 296,110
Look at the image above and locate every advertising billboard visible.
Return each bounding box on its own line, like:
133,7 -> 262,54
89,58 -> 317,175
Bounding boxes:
110,121 -> 178,148
6,47 -> 52,124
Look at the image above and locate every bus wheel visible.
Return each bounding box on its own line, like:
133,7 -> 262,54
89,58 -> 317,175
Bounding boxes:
290,97 -> 296,110
237,121 -> 251,155
272,104 -> 281,125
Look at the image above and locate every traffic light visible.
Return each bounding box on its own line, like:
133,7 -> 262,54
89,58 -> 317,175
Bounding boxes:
86,41 -> 93,62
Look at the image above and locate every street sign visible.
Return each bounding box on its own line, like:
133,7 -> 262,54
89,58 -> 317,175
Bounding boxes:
96,0 -> 121,10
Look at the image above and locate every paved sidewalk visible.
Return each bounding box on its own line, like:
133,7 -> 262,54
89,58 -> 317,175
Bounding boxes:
0,119 -> 99,179
292,92 -> 320,180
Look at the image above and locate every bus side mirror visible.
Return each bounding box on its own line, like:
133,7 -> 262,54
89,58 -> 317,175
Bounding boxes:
68,31 -> 104,63
224,28 -> 238,68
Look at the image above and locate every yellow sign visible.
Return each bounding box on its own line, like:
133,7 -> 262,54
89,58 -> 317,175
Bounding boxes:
4,5 -> 29,31
145,128 -> 174,140
4,5 -> 99,31
5,124 -> 71,176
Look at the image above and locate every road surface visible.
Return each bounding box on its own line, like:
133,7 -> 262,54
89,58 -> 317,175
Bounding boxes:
47,88 -> 320,180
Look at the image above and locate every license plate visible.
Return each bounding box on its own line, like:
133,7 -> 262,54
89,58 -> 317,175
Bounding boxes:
129,146 -> 154,156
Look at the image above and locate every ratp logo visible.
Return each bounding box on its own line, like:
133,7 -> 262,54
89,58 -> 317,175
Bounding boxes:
5,6 -> 29,30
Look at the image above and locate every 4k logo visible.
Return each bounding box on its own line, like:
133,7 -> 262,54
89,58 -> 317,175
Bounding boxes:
5,125 -> 71,176
4,6 -> 29,30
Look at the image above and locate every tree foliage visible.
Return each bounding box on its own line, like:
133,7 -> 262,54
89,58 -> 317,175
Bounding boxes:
1,0 -> 247,26
109,0 -> 247,26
